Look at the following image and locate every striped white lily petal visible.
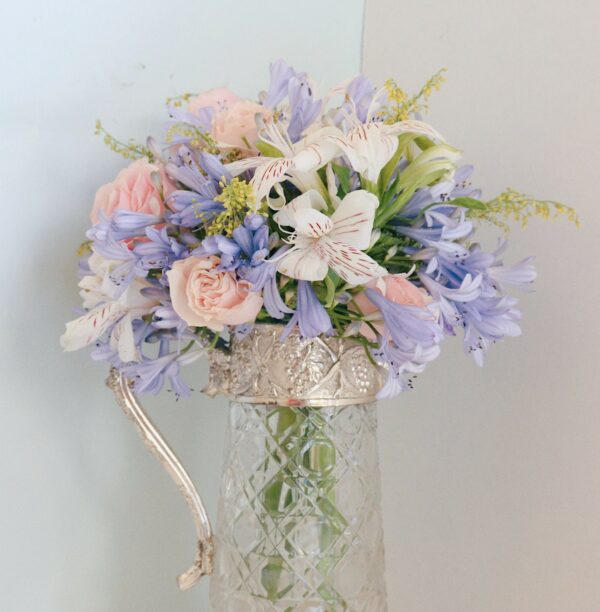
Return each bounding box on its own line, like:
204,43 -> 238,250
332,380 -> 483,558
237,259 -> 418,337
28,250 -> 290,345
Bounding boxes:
225,156 -> 264,177
291,139 -> 340,173
109,311 -> 140,363
225,126 -> 343,207
60,301 -> 127,352
389,119 -> 445,143
327,124 -> 399,181
273,189 -> 327,228
277,244 -> 329,281
317,238 -> 386,285
293,208 -> 333,239
266,181 -> 287,210
61,256 -> 160,355
252,157 -> 294,204
329,190 -> 378,249
302,120 -> 446,183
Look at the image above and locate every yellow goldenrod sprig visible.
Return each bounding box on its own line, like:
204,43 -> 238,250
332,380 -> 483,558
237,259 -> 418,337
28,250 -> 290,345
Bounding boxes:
94,120 -> 153,161
470,188 -> 579,231
164,123 -> 219,154
165,92 -> 196,108
208,178 -> 259,237
382,68 -> 447,123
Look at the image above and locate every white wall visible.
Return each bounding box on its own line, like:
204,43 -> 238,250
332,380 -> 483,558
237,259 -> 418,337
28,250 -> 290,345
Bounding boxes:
364,1 -> 600,611
0,2 -> 364,611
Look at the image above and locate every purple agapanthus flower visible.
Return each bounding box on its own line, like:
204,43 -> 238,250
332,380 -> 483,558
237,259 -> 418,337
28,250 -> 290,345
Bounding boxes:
364,289 -> 442,352
240,245 -> 294,320
346,75 -> 376,123
260,59 -> 322,142
167,191 -> 224,228
287,74 -> 322,142
121,337 -> 203,397
84,231 -> 141,298
372,336 -> 441,399
165,146 -> 220,197
198,213 -> 270,271
281,281 -> 333,340
87,218 -> 190,298
396,206 -> 473,262
400,165 -> 481,218
263,59 -> 297,108
163,146 -> 226,228
163,105 -> 214,144
152,303 -> 189,334
87,210 -> 163,243
361,290 -> 442,399
404,201 -> 537,364
133,225 -> 188,270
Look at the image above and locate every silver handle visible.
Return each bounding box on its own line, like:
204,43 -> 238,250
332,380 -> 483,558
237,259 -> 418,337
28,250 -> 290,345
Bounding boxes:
106,368 -> 214,589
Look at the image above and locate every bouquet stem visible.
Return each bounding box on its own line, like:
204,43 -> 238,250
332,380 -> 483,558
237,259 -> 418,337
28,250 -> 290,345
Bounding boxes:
260,406 -> 344,606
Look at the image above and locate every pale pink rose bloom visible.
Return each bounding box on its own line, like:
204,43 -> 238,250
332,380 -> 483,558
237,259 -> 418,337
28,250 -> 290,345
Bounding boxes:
187,86 -> 269,153
212,100 -> 269,152
167,256 -> 263,332
187,86 -> 242,114
90,158 -> 167,225
354,274 -> 430,340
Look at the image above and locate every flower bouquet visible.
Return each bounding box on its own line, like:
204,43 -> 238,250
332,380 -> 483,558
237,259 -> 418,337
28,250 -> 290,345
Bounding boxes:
61,60 -> 575,610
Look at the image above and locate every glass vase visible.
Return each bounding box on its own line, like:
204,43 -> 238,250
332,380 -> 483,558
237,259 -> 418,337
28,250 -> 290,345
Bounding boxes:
209,401 -> 387,611
107,324 -> 388,611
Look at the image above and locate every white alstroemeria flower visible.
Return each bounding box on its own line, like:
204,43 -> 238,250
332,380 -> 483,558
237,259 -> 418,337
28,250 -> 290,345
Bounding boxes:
274,189 -> 387,285
77,252 -> 126,306
227,121 -> 340,209
303,120 -> 445,183
60,252 -> 159,361
228,117 -> 445,207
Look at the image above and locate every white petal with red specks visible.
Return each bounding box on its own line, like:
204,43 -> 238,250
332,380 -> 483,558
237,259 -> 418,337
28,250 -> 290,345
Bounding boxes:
329,190 -> 379,249
252,157 -> 294,204
109,312 -> 141,363
319,123 -> 399,182
273,189 -> 327,228
60,301 -> 127,352
317,238 -> 387,286
289,208 -> 333,239
389,119 -> 445,143
225,156 -> 263,177
277,246 -> 329,281
292,139 -> 340,173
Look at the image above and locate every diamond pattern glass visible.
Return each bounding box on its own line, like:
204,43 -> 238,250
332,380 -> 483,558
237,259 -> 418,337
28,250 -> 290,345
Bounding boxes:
209,402 -> 387,611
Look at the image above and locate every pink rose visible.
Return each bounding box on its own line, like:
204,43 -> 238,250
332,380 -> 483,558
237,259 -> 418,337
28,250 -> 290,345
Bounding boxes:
354,274 -> 430,340
166,256 -> 263,331
212,100 -> 269,152
90,158 -> 168,225
187,86 -> 270,153
187,86 -> 242,114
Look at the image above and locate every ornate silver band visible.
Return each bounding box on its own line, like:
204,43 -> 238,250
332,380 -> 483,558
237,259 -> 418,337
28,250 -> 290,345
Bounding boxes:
204,324 -> 385,406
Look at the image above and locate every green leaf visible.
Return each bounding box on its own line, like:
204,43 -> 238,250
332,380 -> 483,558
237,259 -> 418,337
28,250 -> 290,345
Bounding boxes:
374,154 -> 454,228
324,273 -> 337,308
255,140 -> 283,158
451,196 -> 487,211
414,136 -> 435,150
331,164 -> 351,194
378,133 -> 424,194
